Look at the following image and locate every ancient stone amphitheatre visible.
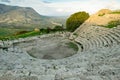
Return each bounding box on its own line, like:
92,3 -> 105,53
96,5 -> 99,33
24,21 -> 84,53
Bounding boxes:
0,9 -> 120,80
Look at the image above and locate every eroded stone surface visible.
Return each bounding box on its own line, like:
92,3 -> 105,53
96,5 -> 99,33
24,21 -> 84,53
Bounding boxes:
0,39 -> 120,80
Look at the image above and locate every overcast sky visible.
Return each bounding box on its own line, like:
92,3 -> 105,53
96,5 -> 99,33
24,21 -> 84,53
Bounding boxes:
0,0 -> 120,16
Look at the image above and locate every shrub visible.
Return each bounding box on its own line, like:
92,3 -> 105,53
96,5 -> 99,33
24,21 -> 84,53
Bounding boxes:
110,12 -> 120,14
105,20 -> 120,28
73,33 -> 78,37
66,11 -> 89,32
110,10 -> 120,14
16,31 -> 42,38
98,13 -> 105,16
14,31 -> 29,35
54,25 -> 63,30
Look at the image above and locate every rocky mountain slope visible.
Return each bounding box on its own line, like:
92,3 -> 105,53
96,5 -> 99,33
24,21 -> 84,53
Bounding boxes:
0,4 -> 66,29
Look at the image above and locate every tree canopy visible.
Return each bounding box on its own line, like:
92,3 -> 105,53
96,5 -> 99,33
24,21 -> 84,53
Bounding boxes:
66,11 -> 89,32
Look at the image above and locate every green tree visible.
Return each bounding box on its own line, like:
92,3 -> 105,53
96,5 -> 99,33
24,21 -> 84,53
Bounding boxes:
54,25 -> 63,30
66,11 -> 89,32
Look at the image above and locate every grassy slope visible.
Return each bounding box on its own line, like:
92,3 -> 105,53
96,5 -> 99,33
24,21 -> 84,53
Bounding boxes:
0,28 -> 22,36
110,11 -> 120,14
99,11 -> 120,28
0,28 -> 53,40
0,27 -> 34,40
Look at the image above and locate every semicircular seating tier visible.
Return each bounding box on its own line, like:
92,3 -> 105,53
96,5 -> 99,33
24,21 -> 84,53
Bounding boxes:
71,9 -> 120,51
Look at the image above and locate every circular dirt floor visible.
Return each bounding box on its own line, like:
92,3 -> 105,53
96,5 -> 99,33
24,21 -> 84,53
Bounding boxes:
15,36 -> 78,60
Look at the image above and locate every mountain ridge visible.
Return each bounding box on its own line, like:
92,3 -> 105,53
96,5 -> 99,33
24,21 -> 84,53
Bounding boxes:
0,4 -> 66,29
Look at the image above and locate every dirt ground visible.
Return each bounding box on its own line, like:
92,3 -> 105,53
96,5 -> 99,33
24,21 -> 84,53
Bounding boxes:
14,36 -> 78,60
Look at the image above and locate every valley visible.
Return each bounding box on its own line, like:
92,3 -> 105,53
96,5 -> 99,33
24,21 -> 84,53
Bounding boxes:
0,4 -> 66,38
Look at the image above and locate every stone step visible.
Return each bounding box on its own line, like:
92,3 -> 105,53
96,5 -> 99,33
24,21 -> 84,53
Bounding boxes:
112,29 -> 120,34
110,31 -> 120,39
94,38 -> 101,48
97,37 -> 105,47
107,32 -> 120,44
90,39 -> 98,48
0,75 -> 38,80
38,75 -> 55,80
94,37 -> 103,48
105,35 -> 116,45
101,36 -> 112,47
107,34 -> 118,43
87,39 -> 95,49
54,70 -> 86,80
104,36 -> 113,46
75,37 -> 89,51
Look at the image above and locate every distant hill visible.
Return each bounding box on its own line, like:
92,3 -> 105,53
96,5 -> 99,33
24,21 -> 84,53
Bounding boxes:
0,4 -> 66,29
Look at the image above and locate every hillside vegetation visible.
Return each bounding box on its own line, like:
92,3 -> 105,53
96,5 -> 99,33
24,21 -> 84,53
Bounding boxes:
103,20 -> 120,28
0,27 -> 66,40
110,10 -> 120,14
66,11 -> 89,32
74,9 -> 120,34
0,28 -> 26,37
0,4 -> 67,40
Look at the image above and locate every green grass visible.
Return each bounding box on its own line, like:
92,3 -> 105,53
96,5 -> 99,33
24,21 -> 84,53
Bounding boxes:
73,33 -> 78,37
100,20 -> 120,28
0,28 -> 27,40
16,31 -> 41,38
0,27 -> 32,36
0,28 -> 20,36
0,27 -> 66,40
98,13 -> 105,16
0,31 -> 43,40
105,20 -> 120,28
66,42 -> 78,51
0,27 -> 34,40
110,11 -> 120,14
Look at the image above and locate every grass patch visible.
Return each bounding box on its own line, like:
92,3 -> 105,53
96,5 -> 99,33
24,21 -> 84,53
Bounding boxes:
0,27 -> 33,40
66,42 -> 78,51
0,27 -> 66,40
0,28 -> 22,37
100,20 -> 120,28
105,20 -> 120,28
110,11 -> 120,14
73,33 -> 78,38
0,31 -> 42,40
16,31 -> 41,38
73,33 -> 78,36
98,13 -> 105,16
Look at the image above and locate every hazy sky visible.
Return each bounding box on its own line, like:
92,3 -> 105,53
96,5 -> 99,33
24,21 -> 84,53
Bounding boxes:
0,0 -> 120,16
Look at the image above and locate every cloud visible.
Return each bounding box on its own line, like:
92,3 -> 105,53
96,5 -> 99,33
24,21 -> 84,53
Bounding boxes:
0,0 -> 52,15
0,0 -> 10,3
42,1 -> 51,4
0,0 -> 120,16
47,0 -> 120,16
